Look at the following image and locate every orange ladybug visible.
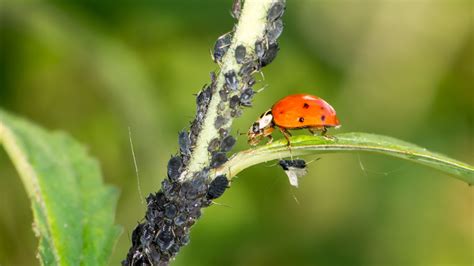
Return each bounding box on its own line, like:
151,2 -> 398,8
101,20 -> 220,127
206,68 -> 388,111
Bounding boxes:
247,94 -> 340,146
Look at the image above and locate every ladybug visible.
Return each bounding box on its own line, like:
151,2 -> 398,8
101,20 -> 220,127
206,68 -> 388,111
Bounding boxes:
248,94 -> 340,146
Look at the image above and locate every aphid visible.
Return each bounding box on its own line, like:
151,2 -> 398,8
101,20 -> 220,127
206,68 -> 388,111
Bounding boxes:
220,135 -> 236,152
235,45 -> 247,64
260,43 -> 279,67
230,108 -> 242,118
212,32 -> 232,63
167,156 -> 183,181
214,115 -> 228,129
217,102 -> 226,111
156,227 -> 175,251
247,94 -> 340,146
178,130 -> 191,156
213,32 -> 233,62
219,128 -> 229,139
210,152 -> 228,168
196,86 -> 212,107
219,89 -> 229,102
164,204 -> 178,218
239,60 -> 259,77
229,95 -> 240,109
224,70 -> 239,91
240,88 -> 254,107
208,138 -> 221,152
231,0 -> 243,19
267,19 -> 284,44
278,159 -> 307,187
207,175 -> 229,199
267,2 -> 285,22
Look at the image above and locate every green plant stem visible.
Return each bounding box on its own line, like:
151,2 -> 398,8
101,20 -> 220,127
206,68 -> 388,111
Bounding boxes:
214,133 -> 474,184
185,0 -> 276,176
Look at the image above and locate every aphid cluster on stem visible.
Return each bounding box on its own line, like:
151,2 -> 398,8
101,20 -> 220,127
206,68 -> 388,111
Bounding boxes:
123,169 -> 230,265
124,0 -> 287,264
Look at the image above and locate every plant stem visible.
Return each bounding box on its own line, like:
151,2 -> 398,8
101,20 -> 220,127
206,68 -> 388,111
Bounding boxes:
185,0 -> 277,176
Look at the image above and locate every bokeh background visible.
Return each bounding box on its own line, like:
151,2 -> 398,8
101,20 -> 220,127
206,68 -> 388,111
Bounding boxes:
1,0 -> 473,265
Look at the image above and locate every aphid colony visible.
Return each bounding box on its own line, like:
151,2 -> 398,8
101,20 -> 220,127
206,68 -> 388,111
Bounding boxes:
123,1 -> 286,265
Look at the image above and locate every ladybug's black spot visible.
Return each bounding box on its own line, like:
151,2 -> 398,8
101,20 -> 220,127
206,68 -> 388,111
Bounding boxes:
320,107 -> 324,110
321,115 -> 326,121
303,103 -> 309,109
299,117 -> 305,123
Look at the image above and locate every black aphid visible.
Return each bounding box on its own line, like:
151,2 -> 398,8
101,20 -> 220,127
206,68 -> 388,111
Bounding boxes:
131,223 -> 144,247
213,32 -> 233,62
214,115 -> 228,129
267,19 -> 284,44
240,88 -> 254,107
210,152 -> 228,168
164,204 -> 178,219
219,128 -> 229,138
231,0 -> 243,19
224,70 -> 238,91
167,156 -> 183,181
196,86 -> 212,107
157,227 -> 174,251
239,60 -> 259,77
220,135 -> 236,152
178,130 -> 191,156
260,43 -> 279,67
219,89 -> 229,102
230,108 -> 242,118
278,159 -> 307,187
267,2 -> 285,22
217,102 -> 226,112
208,138 -> 221,152
207,175 -> 229,199
229,95 -> 240,108
279,159 -> 306,170
235,45 -> 246,64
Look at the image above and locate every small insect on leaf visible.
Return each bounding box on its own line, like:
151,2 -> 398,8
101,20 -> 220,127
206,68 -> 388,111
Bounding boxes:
278,159 -> 307,187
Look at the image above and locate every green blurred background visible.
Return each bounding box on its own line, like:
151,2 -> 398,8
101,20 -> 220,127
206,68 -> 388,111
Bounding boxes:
1,0 -> 472,265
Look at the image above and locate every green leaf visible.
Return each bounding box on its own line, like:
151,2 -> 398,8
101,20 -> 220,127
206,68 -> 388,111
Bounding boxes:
216,133 -> 474,185
0,110 -> 121,265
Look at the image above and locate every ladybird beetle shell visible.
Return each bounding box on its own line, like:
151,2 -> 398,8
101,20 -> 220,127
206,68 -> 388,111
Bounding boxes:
248,94 -> 340,146
272,94 -> 340,128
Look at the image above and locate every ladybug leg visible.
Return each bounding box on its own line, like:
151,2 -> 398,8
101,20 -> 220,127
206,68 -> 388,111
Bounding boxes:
321,127 -> 328,136
278,127 -> 292,146
263,126 -> 274,145
308,127 -> 317,135
266,135 -> 273,144
321,126 -> 337,140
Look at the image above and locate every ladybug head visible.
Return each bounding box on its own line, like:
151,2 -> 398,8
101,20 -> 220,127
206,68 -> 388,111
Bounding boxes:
247,109 -> 273,146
